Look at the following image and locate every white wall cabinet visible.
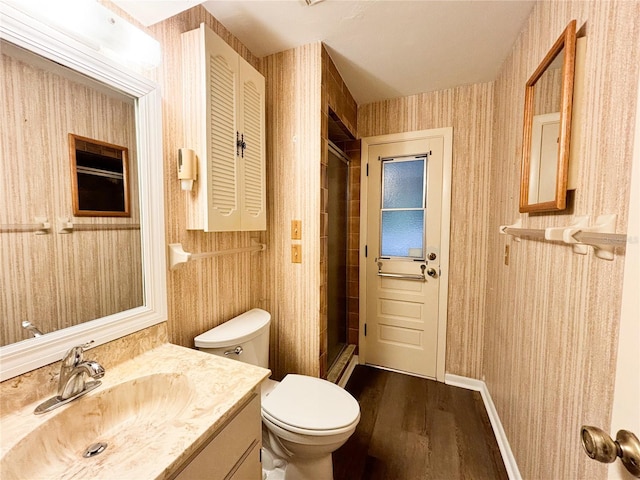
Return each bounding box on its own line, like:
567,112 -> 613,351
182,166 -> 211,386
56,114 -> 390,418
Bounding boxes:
172,392 -> 262,480
182,23 -> 266,232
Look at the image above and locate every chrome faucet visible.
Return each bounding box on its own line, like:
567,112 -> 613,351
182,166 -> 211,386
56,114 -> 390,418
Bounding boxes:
34,342 -> 105,415
57,343 -> 105,399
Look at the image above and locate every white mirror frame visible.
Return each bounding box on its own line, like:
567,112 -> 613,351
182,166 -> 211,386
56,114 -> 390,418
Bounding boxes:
0,3 -> 167,381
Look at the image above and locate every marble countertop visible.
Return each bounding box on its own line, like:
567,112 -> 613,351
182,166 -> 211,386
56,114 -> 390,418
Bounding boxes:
0,343 -> 270,479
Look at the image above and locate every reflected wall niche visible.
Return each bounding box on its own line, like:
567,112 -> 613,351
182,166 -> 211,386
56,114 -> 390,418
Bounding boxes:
69,134 -> 132,217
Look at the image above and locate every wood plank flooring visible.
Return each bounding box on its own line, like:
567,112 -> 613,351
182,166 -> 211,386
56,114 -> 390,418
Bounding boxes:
333,366 -> 508,480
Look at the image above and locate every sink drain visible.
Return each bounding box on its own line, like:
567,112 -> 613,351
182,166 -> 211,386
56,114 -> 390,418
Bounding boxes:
83,442 -> 108,458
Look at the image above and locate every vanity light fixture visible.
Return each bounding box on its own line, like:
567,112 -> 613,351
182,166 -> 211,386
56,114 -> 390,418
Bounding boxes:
9,0 -> 161,69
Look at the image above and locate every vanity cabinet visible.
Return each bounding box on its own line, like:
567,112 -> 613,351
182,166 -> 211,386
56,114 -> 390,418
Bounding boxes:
173,391 -> 262,480
181,23 -> 266,232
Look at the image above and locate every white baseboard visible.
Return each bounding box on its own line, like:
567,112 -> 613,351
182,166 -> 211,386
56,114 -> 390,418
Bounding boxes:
445,374 -> 522,480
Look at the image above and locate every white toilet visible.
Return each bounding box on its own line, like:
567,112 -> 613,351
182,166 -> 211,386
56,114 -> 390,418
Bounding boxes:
194,309 -> 360,480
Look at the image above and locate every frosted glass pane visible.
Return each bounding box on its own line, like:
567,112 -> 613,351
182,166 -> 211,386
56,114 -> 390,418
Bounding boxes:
382,160 -> 424,208
381,210 -> 424,258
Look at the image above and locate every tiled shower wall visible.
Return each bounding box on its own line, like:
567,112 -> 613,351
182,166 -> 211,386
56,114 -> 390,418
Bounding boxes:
335,140 -> 362,351
320,46 -> 358,376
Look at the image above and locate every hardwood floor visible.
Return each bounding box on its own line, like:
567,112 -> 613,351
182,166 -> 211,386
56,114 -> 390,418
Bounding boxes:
333,366 -> 508,480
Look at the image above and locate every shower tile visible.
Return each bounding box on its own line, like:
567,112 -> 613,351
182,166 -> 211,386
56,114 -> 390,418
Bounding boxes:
348,312 -> 359,330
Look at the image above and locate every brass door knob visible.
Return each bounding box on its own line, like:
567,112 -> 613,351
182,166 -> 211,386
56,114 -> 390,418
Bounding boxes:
581,426 -> 618,463
426,268 -> 438,278
617,430 -> 640,477
581,426 -> 640,477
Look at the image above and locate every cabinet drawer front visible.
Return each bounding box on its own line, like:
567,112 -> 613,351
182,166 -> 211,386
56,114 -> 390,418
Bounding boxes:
175,393 -> 261,480
228,442 -> 261,480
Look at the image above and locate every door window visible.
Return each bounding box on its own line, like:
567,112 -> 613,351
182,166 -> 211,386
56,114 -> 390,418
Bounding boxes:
380,155 -> 427,259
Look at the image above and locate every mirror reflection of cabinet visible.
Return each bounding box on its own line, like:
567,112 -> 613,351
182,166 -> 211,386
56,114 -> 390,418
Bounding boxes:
520,20 -> 577,213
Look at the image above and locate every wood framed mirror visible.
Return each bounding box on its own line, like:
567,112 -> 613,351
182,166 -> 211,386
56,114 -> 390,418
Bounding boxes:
520,20 -> 576,213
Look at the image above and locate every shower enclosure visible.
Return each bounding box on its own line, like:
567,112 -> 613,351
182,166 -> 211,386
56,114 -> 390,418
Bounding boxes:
327,141 -> 349,369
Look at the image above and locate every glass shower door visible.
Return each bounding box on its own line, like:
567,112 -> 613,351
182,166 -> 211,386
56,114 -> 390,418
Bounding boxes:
327,147 -> 349,369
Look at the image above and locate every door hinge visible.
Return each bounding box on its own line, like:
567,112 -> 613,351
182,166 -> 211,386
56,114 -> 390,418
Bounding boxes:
366,163 -> 369,176
365,245 -> 368,257
364,324 -> 367,336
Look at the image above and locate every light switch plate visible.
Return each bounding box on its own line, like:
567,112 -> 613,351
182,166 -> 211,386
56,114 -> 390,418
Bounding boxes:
291,244 -> 302,263
291,220 -> 302,240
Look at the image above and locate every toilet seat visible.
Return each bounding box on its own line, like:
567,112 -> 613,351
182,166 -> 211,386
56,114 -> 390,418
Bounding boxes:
261,374 -> 360,436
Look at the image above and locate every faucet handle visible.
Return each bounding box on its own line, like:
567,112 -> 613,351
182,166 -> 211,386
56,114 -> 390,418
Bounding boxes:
61,341 -> 95,366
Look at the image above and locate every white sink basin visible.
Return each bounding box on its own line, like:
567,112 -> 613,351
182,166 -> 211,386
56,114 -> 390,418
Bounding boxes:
1,373 -> 195,480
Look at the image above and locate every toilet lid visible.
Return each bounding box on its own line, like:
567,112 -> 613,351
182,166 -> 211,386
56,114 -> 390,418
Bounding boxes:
261,375 -> 360,432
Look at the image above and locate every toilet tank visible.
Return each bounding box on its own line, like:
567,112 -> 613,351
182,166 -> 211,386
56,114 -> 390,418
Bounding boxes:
194,309 -> 270,368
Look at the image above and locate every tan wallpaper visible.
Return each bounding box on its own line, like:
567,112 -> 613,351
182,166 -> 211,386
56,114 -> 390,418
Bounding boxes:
485,1 -> 640,479
147,7 -> 267,352
109,5 -> 348,380
358,82 -> 495,379
0,45 -> 142,346
263,44 -> 322,379
7,3 -> 637,477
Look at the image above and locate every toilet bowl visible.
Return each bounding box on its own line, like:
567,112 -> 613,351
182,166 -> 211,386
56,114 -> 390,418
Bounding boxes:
194,309 -> 360,480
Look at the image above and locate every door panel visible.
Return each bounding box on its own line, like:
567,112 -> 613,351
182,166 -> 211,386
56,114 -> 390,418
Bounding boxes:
365,137 -> 443,378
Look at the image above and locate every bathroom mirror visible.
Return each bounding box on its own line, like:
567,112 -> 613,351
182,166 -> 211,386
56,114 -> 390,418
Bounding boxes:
519,20 -> 576,213
0,4 -> 166,381
1,41 -> 142,347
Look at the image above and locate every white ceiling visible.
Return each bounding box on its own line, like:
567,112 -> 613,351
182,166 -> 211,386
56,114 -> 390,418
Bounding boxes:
114,0 -> 536,105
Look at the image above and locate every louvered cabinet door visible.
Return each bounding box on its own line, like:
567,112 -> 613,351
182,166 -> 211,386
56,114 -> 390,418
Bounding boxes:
204,26 -> 241,232
238,58 -> 266,231
182,23 -> 266,232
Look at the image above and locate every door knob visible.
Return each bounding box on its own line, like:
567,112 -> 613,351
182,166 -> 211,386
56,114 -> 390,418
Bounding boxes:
581,426 -> 640,477
426,267 -> 438,278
